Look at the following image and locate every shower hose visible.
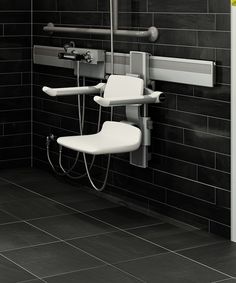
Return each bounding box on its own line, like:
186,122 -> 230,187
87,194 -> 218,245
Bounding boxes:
46,0 -> 115,192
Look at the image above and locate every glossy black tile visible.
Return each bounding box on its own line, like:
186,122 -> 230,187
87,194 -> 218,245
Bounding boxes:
58,0 -> 97,11
150,107 -> 208,131
148,0 -> 208,13
167,191 -> 230,225
155,14 -> 215,30
153,139 -> 215,168
209,221 -> 230,239
198,31 -> 230,49
216,190 -> 230,209
216,49 -> 231,67
150,154 -> 197,180
154,45 -> 215,61
208,0 -> 231,13
33,1 -> 57,11
154,170 -> 215,202
198,166 -> 230,191
152,123 -> 184,143
194,85 -> 230,102
216,154 -> 230,173
158,30 -> 197,46
111,172 -> 166,203
178,96 -> 230,119
184,129 -> 230,155
216,14 -> 230,31
0,2 -> 32,164
208,117 -> 230,138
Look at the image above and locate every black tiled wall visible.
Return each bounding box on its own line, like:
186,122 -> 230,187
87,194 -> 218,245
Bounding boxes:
33,0 -> 231,237
0,0 -> 32,167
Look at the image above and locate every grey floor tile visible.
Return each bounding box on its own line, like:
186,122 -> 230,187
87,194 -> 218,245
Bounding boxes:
0,255 -> 35,283
45,189 -> 119,212
212,279 -> 236,283
29,213 -> 117,240
0,168 -> 82,197
116,253 -> 228,283
0,168 -> 59,184
21,179 -> 80,196
129,223 -> 225,251
68,197 -> 120,212
17,280 -> 44,283
87,206 -> 162,229
68,231 -> 167,264
45,189 -> 97,204
0,197 -> 74,220
0,222 -> 57,252
180,242 -> 236,277
0,183 -> 37,204
45,265 -> 143,283
2,242 -> 103,278
0,209 -> 19,224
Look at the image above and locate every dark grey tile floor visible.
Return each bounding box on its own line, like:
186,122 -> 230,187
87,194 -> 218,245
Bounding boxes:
0,167 -> 234,282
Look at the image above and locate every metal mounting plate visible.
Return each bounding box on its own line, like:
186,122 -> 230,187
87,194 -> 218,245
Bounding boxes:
34,45 -> 215,87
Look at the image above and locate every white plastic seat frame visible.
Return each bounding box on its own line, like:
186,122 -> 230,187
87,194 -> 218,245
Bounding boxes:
43,75 -> 164,155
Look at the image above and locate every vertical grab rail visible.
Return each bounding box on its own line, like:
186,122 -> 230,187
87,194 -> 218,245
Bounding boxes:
231,0 -> 236,242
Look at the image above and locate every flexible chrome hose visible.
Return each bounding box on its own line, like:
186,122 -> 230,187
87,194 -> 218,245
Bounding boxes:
46,63 -> 86,176
59,86 -> 103,179
79,0 -> 114,191
47,0 -> 115,190
60,0 -> 115,189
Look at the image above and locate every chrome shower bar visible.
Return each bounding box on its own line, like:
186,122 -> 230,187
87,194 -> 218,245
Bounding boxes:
43,0 -> 158,42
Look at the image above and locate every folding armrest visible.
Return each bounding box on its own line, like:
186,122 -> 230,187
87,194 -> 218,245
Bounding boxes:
94,91 -> 165,107
42,83 -> 106,97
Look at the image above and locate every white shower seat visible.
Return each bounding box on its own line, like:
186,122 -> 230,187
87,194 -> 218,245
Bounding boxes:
57,121 -> 142,155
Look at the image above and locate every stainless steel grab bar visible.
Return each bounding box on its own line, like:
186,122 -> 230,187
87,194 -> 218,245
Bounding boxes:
43,23 -> 158,42
43,0 -> 158,42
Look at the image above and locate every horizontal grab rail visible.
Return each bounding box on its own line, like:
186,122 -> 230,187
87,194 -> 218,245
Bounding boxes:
43,23 -> 158,42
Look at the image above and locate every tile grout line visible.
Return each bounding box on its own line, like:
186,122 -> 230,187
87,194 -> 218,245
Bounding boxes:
23,221 -> 146,283
0,175 -> 233,280
212,278 -> 236,283
0,202 -> 146,282
0,253 -> 46,283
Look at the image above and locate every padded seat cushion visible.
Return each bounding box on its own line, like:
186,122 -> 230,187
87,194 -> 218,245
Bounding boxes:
57,121 -> 142,155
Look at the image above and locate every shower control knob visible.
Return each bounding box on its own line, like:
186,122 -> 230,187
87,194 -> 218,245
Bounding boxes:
84,51 -> 93,63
